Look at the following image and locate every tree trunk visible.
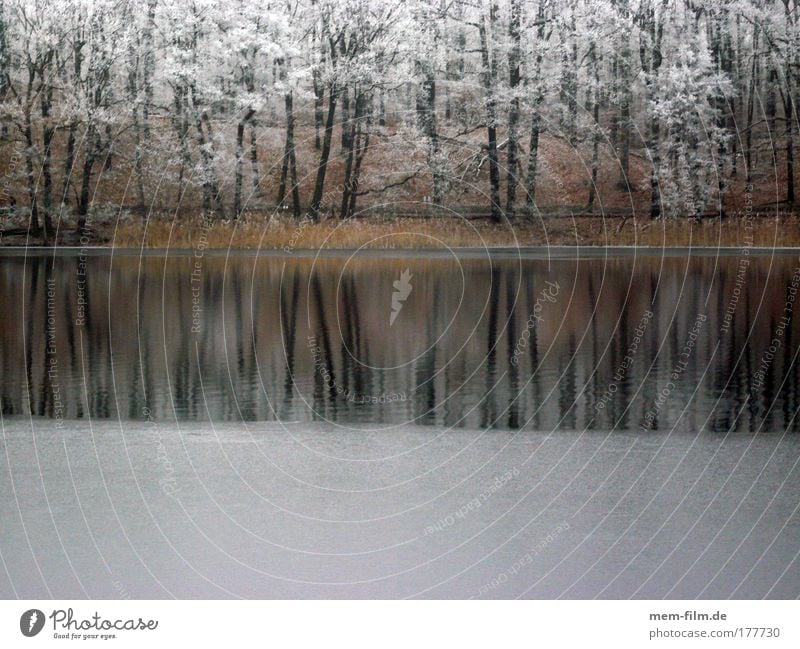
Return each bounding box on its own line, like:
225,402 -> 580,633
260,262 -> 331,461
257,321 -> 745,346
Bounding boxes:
559,15 -> 578,144
616,7 -> 632,191
378,90 -> 386,126
63,39 -> 83,209
416,65 -> 442,204
744,26 -> 758,183
340,90 -> 358,218
250,123 -> 260,194
786,91 -> 795,205
278,91 -> 300,217
23,107 -> 40,236
649,118 -> 661,219
348,126 -> 370,217
62,124 -> 76,207
234,108 -> 255,219
340,85 -> 350,152
189,84 -> 224,217
587,43 -> 601,211
169,84 -> 193,208
618,80 -> 631,191
309,85 -> 337,220
478,7 -> 502,223
0,7 -> 7,139
640,0 -> 664,219
340,91 -> 372,219
312,64 -> 324,150
525,109 -> 541,208
524,0 -> 546,212
77,133 -> 96,231
505,0 -> 522,219
40,86 -> 54,242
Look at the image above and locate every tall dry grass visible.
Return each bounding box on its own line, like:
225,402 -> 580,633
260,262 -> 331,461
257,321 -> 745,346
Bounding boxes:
107,212 -> 800,250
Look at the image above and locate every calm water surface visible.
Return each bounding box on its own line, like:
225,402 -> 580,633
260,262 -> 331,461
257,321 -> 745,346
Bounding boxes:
2,249 -> 799,432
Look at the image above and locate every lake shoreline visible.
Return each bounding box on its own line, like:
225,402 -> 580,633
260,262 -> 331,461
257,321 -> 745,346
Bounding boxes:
2,212 -> 799,250
4,245 -> 800,258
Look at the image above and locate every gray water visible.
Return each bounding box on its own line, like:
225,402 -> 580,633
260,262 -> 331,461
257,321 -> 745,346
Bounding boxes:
1,249 -> 799,598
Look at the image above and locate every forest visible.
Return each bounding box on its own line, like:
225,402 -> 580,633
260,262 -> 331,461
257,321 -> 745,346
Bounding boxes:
0,0 -> 797,244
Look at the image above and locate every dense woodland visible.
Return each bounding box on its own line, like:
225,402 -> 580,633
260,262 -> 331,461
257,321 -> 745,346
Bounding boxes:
0,0 -> 798,241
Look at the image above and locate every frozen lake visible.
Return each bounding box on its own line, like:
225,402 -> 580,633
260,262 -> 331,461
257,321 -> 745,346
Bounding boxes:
1,418 -> 798,598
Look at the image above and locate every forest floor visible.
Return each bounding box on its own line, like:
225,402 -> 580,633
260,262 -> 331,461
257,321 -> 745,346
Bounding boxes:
2,210 -> 799,249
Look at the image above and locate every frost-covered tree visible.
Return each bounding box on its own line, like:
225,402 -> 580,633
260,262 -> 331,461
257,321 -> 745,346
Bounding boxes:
651,45 -> 732,218
0,0 -> 796,241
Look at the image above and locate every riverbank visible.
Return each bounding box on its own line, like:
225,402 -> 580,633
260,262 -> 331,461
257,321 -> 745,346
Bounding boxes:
2,212 -> 798,249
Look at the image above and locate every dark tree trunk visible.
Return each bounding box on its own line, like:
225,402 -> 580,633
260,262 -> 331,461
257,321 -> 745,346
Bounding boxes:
744,25 -> 759,183
505,0 -> 522,219
23,107 -> 40,236
0,6 -> 7,139
250,123 -> 259,194
787,91 -> 795,205
278,91 -> 300,218
478,7 -> 502,223
128,60 -> 146,210
63,39 -> 83,209
524,0 -> 546,212
340,91 -> 372,219
587,43 -> 601,211
340,93 -> 357,218
378,90 -> 386,126
525,109 -> 541,208
618,82 -> 631,191
312,38 -> 325,151
77,137 -> 95,231
486,117 -> 501,222
649,118 -> 661,219
234,108 -> 255,218
62,124 -> 76,206
640,0 -> 664,219
416,65 -> 442,204
348,126 -> 370,217
340,85 -> 350,152
559,15 -> 578,144
40,86 -> 54,242
309,85 -> 337,221
616,4 -> 632,191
